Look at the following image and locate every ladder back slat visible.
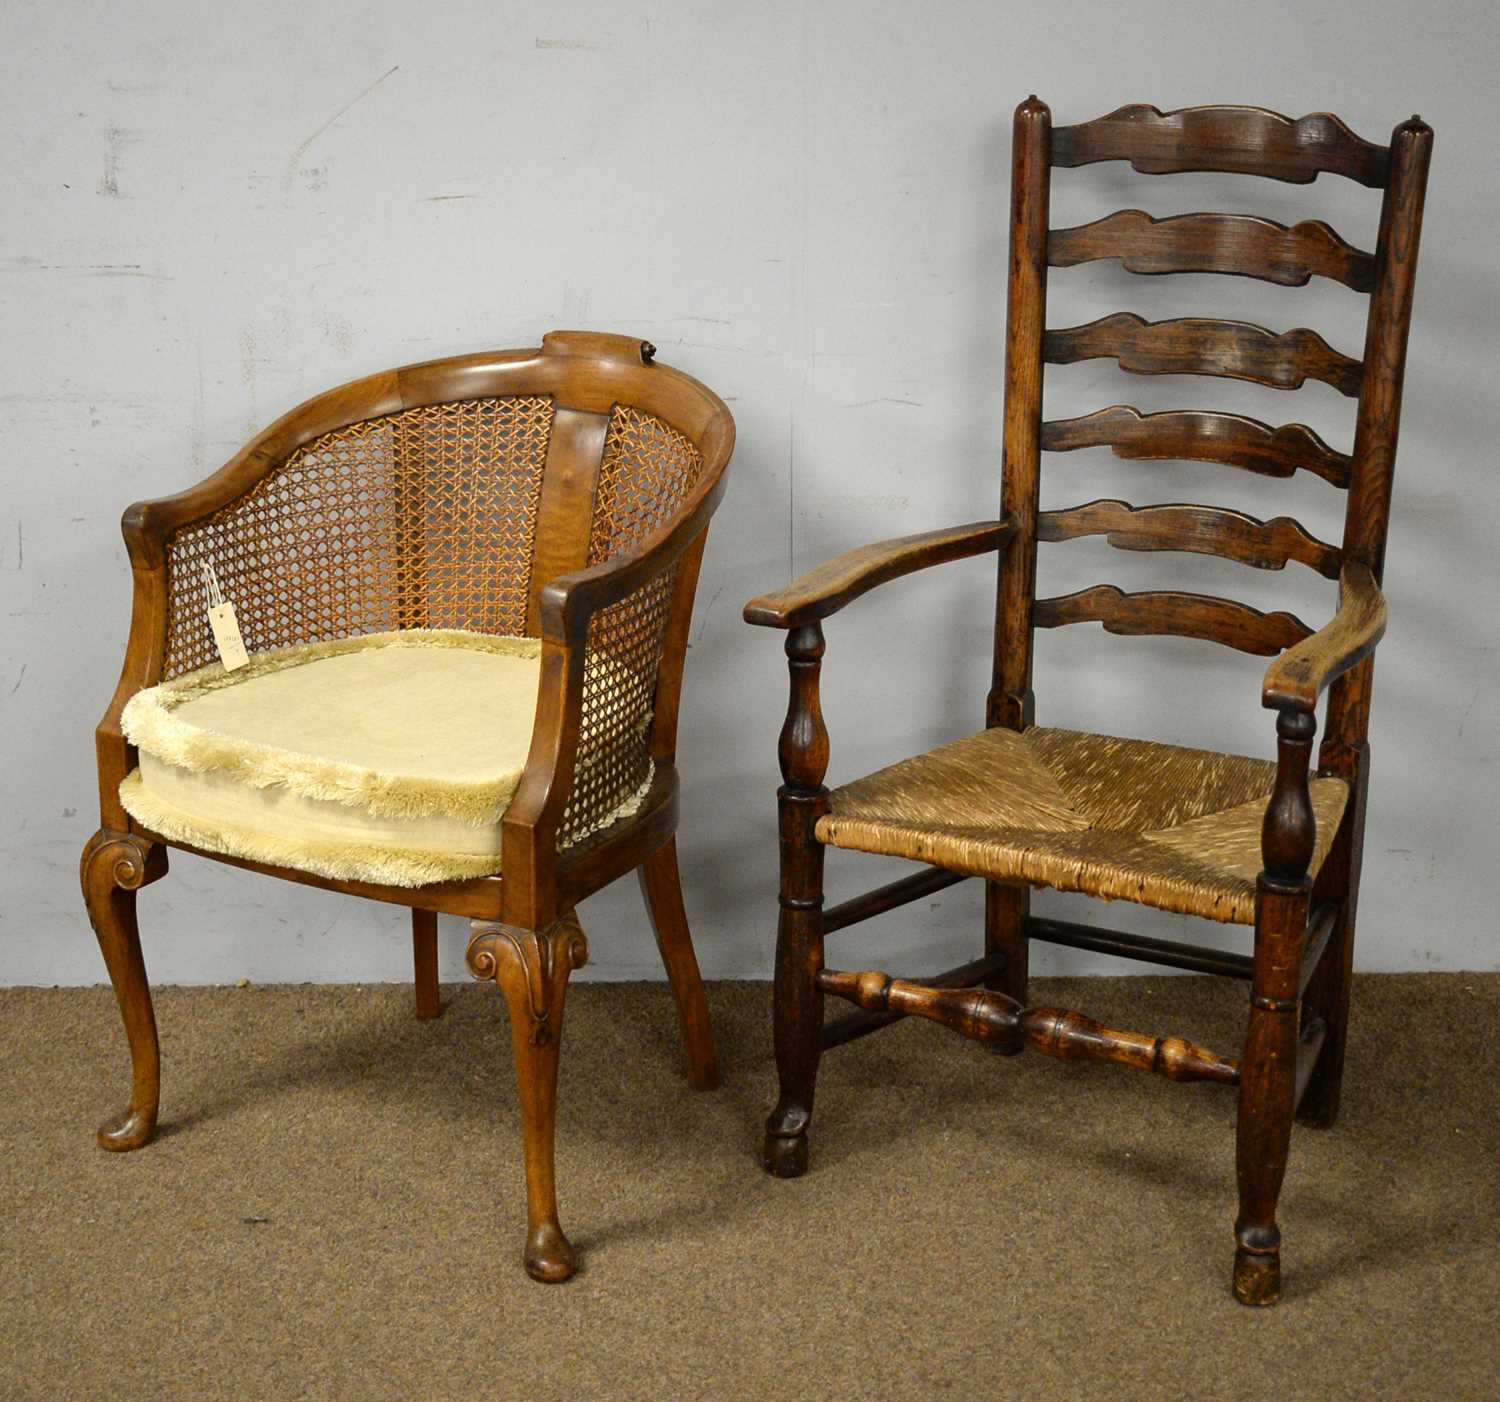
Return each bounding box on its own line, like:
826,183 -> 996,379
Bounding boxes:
1040,406 -> 1351,488
1037,500 -> 1342,578
1034,585 -> 1313,656
1048,210 -> 1376,292
1044,314 -> 1363,397
1050,104 -> 1389,188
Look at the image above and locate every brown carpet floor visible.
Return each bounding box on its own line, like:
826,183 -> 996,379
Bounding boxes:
2,974 -> 1497,1400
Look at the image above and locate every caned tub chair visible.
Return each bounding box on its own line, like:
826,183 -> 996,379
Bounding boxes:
745,101 -> 1431,1304
84,330 -> 734,1281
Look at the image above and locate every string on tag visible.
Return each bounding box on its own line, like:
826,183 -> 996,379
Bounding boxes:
201,561 -> 227,611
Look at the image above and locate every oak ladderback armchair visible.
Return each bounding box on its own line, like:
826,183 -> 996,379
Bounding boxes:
745,100 -> 1431,1304
84,330 -> 734,1282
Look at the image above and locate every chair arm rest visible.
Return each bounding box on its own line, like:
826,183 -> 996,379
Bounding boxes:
118,366 -> 417,564
507,458 -> 728,846
742,518 -> 1019,630
1261,562 -> 1387,713
535,461 -> 728,642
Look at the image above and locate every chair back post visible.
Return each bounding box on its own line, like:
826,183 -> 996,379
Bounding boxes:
1323,117 -> 1433,767
989,95 -> 1051,732
647,528 -> 709,765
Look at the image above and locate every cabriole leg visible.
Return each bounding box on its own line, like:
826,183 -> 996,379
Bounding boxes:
467,916 -> 588,1283
80,829 -> 165,1152
763,622 -> 830,1178
638,837 -> 719,1090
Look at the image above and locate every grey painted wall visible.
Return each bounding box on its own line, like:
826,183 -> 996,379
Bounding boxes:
4,0 -> 1496,986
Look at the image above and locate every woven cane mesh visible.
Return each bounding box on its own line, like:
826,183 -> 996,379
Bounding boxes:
817,726 -> 1349,925
161,397 -> 554,679
560,406 -> 704,843
560,569 -> 678,844
588,405 -> 704,564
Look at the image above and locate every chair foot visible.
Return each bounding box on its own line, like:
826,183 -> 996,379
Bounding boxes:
1232,1244 -> 1282,1307
525,1220 -> 579,1283
1295,1098 -> 1339,1130
97,1106 -> 157,1153
762,1130 -> 809,1178
81,829 -> 165,1153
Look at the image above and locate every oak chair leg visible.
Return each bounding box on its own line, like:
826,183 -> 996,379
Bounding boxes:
1296,905 -> 1355,1128
81,829 -> 165,1152
763,623 -> 831,1179
412,908 -> 441,1019
1298,747 -> 1370,1128
1234,709 -> 1318,1305
467,915 -> 589,1283
763,813 -> 826,1178
984,880 -> 1029,1012
637,838 -> 719,1090
1234,889 -> 1309,1305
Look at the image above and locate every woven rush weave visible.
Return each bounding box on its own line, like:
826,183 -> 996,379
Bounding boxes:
817,727 -> 1348,925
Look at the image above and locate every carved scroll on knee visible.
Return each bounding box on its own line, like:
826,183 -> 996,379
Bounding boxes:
81,829 -> 166,898
467,920 -> 590,1045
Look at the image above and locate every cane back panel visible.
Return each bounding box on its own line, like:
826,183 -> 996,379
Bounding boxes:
160,391 -> 706,844
161,396 -> 555,678
562,406 -> 705,843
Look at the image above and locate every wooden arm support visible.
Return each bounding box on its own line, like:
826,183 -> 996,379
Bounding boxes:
503,454 -> 728,898
743,518 -> 1019,630
1261,561 -> 1386,712
816,968 -> 1241,1086
536,469 -> 727,643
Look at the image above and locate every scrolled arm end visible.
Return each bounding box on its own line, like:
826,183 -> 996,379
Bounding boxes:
743,517 -> 1018,630
1261,561 -> 1387,713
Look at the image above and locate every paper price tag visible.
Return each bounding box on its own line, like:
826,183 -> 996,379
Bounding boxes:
208,601 -> 249,671
202,563 -> 249,672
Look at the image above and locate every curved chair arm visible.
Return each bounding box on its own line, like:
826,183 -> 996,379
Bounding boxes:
536,464 -> 729,640
121,369 -> 419,562
742,518 -> 1019,630
91,365 -> 474,828
502,446 -> 731,862
1261,562 -> 1387,713
95,512 -> 176,828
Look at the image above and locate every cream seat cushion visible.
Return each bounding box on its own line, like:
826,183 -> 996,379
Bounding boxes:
119,630 -> 550,887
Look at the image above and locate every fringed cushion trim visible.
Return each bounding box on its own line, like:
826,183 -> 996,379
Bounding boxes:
122,630 -> 542,827
119,770 -> 502,888
560,762 -> 655,849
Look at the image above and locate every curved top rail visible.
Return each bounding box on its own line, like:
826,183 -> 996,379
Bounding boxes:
126,333 -> 735,553
1051,104 -> 1389,188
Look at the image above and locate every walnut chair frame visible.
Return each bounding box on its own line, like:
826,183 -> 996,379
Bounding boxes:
745,100 -> 1431,1304
84,330 -> 734,1283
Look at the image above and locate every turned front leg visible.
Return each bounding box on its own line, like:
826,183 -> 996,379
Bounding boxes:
468,917 -> 589,1283
81,830 -> 166,1151
764,623 -> 830,1178
1235,709 -> 1315,1306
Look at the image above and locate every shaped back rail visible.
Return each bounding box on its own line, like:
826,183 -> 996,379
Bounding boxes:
991,98 -> 1432,754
